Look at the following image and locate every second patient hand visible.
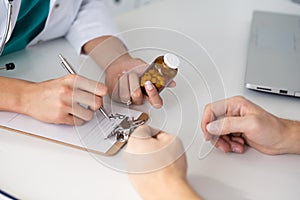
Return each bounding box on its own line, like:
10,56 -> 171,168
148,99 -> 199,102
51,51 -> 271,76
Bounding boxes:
58,54 -> 110,120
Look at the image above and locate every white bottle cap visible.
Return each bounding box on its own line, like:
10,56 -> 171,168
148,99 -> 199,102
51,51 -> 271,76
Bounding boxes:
163,53 -> 180,69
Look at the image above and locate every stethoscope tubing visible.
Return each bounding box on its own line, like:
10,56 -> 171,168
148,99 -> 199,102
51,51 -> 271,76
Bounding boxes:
0,0 -> 15,71
0,0 -> 13,56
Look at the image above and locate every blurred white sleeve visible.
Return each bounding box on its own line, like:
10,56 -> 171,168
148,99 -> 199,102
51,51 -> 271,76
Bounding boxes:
66,0 -> 119,54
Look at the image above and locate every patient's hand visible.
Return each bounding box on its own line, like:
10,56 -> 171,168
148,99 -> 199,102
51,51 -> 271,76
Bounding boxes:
201,96 -> 300,155
123,125 -> 201,200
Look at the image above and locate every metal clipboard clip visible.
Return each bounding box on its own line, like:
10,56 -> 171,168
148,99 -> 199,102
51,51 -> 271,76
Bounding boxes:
106,116 -> 145,142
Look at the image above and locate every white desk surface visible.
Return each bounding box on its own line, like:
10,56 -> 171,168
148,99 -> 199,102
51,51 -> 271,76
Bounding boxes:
1,0 -> 300,199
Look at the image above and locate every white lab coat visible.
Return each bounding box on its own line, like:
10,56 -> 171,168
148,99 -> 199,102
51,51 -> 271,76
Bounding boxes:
0,0 -> 118,54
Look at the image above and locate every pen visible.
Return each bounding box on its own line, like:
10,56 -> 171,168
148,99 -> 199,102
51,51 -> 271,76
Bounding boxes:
0,189 -> 18,200
58,54 -> 111,121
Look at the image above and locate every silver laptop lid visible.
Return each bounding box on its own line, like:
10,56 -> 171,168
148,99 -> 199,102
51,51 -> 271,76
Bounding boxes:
245,11 -> 300,97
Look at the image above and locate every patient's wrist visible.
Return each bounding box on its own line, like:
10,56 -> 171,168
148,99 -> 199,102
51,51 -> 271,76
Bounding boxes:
162,177 -> 201,200
285,119 -> 300,154
146,176 -> 200,200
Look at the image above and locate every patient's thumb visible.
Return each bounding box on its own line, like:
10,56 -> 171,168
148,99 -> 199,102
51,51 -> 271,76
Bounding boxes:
130,125 -> 160,139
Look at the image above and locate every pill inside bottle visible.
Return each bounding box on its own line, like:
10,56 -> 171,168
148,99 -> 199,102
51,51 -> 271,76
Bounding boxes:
140,53 -> 179,95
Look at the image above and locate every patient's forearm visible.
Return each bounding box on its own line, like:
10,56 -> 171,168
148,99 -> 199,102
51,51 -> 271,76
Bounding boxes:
131,174 -> 202,200
284,119 -> 300,154
161,178 -> 201,200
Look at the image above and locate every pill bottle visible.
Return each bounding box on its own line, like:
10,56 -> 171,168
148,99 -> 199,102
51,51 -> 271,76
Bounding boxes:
140,53 -> 179,95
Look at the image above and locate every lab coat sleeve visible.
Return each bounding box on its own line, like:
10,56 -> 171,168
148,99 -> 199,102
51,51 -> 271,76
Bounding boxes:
66,0 -> 119,54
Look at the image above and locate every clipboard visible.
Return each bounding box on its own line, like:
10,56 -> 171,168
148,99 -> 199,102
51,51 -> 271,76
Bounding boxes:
0,39 -> 149,156
104,112 -> 148,156
0,105 -> 148,156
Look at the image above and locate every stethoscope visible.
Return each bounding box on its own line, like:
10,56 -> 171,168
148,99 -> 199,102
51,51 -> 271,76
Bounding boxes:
0,0 -> 15,71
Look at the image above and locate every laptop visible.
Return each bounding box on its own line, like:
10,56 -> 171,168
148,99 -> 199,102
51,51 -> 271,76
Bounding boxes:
245,11 -> 300,97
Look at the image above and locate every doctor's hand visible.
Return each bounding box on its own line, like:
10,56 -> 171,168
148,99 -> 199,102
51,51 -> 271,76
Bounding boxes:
201,96 -> 300,155
105,55 -> 176,108
83,36 -> 175,109
123,125 -> 201,200
20,74 -> 107,125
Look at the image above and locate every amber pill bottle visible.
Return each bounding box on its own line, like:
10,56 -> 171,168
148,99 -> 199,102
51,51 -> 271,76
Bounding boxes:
140,53 -> 179,95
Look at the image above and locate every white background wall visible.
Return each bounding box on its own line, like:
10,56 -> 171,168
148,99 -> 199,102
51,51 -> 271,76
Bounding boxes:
105,0 -> 162,15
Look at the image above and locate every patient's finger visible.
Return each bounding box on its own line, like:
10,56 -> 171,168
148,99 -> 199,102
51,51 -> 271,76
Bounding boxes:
130,125 -> 160,139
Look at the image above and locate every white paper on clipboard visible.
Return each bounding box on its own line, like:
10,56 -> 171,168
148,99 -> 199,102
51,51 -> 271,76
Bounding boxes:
0,104 -> 146,155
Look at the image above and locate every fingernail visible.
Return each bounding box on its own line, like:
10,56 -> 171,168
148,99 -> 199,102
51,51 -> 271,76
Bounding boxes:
145,81 -> 153,91
204,132 -> 211,141
206,122 -> 219,133
231,143 -> 242,153
219,146 -> 227,153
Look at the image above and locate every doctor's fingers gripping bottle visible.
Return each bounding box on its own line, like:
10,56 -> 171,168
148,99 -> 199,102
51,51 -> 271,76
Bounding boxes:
140,53 -> 180,95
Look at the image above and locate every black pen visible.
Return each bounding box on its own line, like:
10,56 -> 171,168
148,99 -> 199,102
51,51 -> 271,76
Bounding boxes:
0,189 -> 18,200
58,54 -> 111,120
